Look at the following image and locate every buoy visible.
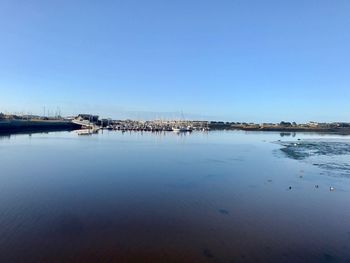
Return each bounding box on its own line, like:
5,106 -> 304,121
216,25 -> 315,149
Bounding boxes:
330,187 -> 335,191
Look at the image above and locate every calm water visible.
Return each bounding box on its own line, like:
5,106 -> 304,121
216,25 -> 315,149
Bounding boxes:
1,130 -> 350,263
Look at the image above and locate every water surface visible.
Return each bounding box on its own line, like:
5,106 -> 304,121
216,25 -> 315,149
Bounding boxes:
0,130 -> 350,263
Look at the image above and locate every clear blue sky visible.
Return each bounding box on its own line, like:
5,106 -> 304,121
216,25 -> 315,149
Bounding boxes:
0,0 -> 349,122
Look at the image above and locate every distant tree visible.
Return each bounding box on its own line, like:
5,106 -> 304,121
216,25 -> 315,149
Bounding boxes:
280,121 -> 292,127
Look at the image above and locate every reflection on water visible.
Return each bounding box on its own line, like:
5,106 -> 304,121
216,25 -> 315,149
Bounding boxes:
0,130 -> 350,262
279,132 -> 296,137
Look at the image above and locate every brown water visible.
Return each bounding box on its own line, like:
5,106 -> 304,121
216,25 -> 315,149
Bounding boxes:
0,130 -> 350,263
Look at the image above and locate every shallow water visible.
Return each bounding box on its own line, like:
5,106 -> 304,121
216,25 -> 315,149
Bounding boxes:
0,130 -> 350,263
279,139 -> 350,178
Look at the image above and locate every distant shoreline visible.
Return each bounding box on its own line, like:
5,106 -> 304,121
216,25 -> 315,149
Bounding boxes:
208,123 -> 350,134
229,126 -> 350,135
1,118 -> 350,136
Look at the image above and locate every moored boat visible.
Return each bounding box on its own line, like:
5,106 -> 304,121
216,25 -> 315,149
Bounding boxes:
172,126 -> 193,132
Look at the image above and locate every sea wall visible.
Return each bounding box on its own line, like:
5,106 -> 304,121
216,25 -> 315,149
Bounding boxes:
0,120 -> 81,133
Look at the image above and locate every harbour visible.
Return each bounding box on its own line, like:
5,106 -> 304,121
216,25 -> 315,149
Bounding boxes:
0,130 -> 350,262
2,0 -> 349,261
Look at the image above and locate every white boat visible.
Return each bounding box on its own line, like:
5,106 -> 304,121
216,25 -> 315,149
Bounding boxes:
76,128 -> 99,135
172,127 -> 192,132
76,129 -> 92,135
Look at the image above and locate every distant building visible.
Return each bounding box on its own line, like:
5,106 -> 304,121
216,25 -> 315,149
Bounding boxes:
77,114 -> 99,123
308,121 -> 319,127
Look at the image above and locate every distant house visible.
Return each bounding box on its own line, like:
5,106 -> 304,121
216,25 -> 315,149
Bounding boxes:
308,121 -> 319,127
